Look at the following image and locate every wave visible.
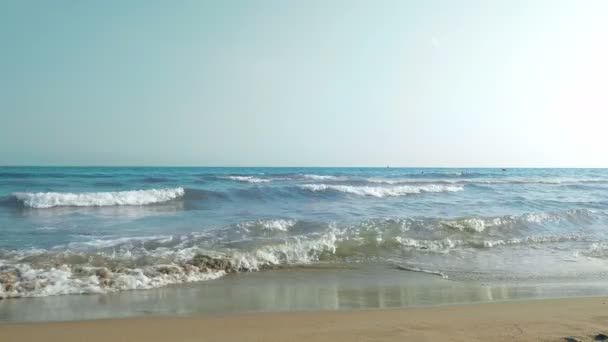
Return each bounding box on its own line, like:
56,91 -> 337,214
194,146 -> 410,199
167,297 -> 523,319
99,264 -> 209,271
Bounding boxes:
66,235 -> 177,250
0,261 -> 227,298
299,184 -> 464,197
467,178 -> 608,185
581,243 -> 608,259
366,177 -> 608,185
212,173 -> 608,188
230,233 -> 337,270
237,219 -> 296,232
476,234 -> 584,248
0,209 -> 604,298
434,212 -> 576,233
0,231 -> 338,298
301,174 -> 344,181
12,188 -> 185,209
222,174 -> 345,183
222,176 -> 271,184
0,228 -> 589,299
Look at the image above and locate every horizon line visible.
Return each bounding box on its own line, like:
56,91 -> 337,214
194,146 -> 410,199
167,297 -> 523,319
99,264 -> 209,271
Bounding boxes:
1,165 -> 607,169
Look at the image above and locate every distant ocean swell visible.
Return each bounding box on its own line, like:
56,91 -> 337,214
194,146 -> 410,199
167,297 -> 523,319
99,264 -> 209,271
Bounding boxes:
299,183 -> 464,197
211,173 -> 607,184
6,179 -> 608,212
0,209 -> 605,299
6,174 -> 608,209
7,183 -> 465,209
6,183 -> 608,210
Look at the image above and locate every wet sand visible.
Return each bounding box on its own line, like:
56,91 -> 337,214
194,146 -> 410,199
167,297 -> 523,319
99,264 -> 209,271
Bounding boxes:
3,264 -> 608,323
3,265 -> 608,341
3,297 -> 608,341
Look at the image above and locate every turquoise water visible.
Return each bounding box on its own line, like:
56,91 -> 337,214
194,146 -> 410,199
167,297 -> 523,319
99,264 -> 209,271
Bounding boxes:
1,167 -> 608,298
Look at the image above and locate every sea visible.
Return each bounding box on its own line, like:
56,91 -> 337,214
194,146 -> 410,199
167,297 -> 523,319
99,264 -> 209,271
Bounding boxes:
2,167 -> 608,300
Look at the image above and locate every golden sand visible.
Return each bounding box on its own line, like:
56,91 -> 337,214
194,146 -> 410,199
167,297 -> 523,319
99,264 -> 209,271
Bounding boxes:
3,297 -> 608,341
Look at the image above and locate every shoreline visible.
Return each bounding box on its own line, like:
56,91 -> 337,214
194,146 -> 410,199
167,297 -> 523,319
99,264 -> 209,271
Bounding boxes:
3,264 -> 608,324
3,297 -> 608,341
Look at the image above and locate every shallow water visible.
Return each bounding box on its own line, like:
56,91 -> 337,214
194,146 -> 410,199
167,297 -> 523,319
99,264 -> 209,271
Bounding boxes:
2,264 -> 608,322
1,167 -> 608,298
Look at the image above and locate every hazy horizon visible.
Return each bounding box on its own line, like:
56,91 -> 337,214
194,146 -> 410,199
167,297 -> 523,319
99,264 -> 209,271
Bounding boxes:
1,1 -> 607,167
1,165 -> 607,169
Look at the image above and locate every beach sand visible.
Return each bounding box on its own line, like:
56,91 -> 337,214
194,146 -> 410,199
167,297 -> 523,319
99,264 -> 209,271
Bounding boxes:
2,296 -> 608,341
3,266 -> 608,341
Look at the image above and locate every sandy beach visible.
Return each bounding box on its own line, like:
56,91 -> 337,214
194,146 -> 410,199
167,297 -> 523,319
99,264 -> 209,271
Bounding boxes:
2,297 -> 607,341
3,0 -> 608,339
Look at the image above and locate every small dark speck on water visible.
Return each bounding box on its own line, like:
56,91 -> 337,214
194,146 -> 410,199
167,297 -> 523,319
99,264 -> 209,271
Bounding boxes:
594,333 -> 608,341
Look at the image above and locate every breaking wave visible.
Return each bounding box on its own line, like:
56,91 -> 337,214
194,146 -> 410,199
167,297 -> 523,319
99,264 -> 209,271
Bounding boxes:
301,174 -> 344,181
13,188 -> 185,209
222,176 -> 271,183
237,219 -> 296,232
367,177 -> 608,185
299,184 -> 464,197
222,174 -> 346,183
0,231 -> 339,298
0,209 -> 605,299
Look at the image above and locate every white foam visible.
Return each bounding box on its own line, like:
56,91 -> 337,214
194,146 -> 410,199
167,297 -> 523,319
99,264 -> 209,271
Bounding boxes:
396,237 -> 462,251
224,176 -> 270,183
0,262 -> 225,298
237,219 -> 296,232
584,243 -> 608,258
0,208 -> 599,299
440,218 -> 486,232
524,233 -> 583,244
368,177 -> 608,185
479,234 -> 584,248
231,232 -> 338,270
67,235 -> 175,250
302,174 -> 343,181
436,210 -> 590,234
521,213 -> 554,223
367,178 -> 407,184
299,184 -> 463,197
14,188 -> 185,209
0,231 -> 339,298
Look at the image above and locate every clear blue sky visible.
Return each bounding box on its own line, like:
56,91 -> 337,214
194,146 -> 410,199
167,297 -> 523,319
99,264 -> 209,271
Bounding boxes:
1,0 -> 607,167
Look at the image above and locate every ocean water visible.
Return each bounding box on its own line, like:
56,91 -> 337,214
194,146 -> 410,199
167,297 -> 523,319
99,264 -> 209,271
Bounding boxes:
2,167 -> 608,299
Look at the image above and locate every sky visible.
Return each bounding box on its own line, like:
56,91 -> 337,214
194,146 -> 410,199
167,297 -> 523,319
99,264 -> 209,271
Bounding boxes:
1,0 -> 607,167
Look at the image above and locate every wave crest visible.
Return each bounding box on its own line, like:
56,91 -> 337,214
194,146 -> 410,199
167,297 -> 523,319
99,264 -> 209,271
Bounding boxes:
0,231 -> 338,298
302,174 -> 344,181
299,184 -> 464,197
223,176 -> 270,183
237,219 -> 296,232
13,188 -> 185,209
0,209 -> 603,298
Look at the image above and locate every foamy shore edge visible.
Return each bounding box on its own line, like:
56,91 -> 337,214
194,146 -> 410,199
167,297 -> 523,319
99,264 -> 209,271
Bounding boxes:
3,297 -> 608,341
